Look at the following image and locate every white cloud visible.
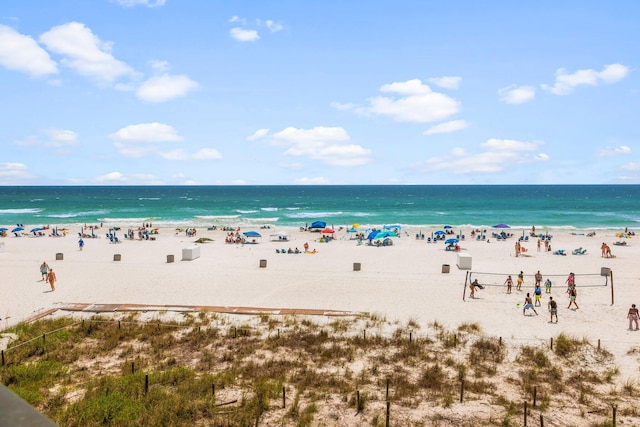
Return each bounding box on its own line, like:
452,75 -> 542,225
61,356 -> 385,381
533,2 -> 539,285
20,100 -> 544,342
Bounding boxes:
136,74 -> 199,102
230,27 -> 259,42
339,79 -> 460,123
265,20 -> 283,33
110,123 -> 183,142
428,76 -> 462,90
247,128 -> 270,141
269,126 -> 372,167
0,163 -> 35,182
159,148 -> 222,161
620,163 -> 640,171
498,85 -> 536,104
293,177 -> 331,185
95,171 -> 161,183
113,0 -> 166,7
39,22 -> 136,85
424,119 -> 468,135
415,138 -> 548,175
41,128 -> 78,147
542,63 -> 629,95
0,25 -> 57,77
599,145 -> 632,157
229,16 -> 246,25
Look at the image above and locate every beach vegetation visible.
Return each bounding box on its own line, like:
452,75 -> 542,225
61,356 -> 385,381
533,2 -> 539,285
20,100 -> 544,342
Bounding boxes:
0,312 -> 637,426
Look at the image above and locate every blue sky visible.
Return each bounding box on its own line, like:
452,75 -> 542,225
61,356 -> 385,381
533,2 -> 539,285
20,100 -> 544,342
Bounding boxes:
0,1 -> 638,185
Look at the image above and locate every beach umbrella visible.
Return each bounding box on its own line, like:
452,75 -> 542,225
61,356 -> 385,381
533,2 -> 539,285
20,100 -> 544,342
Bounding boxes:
374,231 -> 397,239
11,227 -> 24,233
383,224 -> 401,230
321,228 -> 335,234
242,231 -> 261,237
493,224 -> 510,228
434,230 -> 446,235
444,225 -> 453,229
445,238 -> 459,245
352,223 -> 360,229
367,231 -> 380,240
30,227 -> 43,233
0,227 -> 8,231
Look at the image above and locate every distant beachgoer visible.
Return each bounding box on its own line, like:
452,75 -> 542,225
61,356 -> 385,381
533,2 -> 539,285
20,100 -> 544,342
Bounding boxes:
628,304 -> 639,330
517,271 -> 524,291
47,269 -> 56,291
534,284 -> 542,306
537,239 -> 541,252
544,240 -> 549,251
78,238 -> 84,251
515,241 -> 521,257
504,275 -> 513,294
523,293 -> 538,316
545,278 -> 552,294
40,261 -> 49,281
469,278 -> 480,298
567,285 -> 578,309
601,242 -> 607,257
548,297 -> 558,323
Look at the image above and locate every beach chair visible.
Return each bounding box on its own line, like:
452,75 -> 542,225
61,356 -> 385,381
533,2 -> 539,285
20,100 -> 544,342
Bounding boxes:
553,249 -> 566,256
572,247 -> 587,255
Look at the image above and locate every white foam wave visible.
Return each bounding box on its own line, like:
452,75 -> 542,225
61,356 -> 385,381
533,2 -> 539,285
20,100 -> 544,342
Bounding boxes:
261,207 -> 278,212
48,210 -> 109,218
0,208 -> 42,214
285,211 -> 345,219
236,210 -> 258,214
245,217 -> 279,223
195,215 -> 240,220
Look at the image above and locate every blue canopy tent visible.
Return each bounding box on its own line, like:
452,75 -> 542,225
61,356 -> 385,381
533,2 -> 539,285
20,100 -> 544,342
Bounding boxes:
309,221 -> 326,230
242,231 -> 261,244
373,231 -> 397,239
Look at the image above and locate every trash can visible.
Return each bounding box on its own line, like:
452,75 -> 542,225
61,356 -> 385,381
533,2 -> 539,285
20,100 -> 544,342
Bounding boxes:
55,253 -> 63,260
259,259 -> 267,268
166,255 -> 174,263
442,264 -> 450,273
113,254 -> 121,261
601,267 -> 611,277
353,262 -> 361,271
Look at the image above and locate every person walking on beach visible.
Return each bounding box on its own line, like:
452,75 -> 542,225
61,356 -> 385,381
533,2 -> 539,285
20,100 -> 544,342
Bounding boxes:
515,241 -> 521,257
537,239 -> 541,252
504,275 -> 513,294
40,261 -> 49,281
78,238 -> 84,251
469,279 -> 479,299
567,284 -> 579,310
628,304 -> 639,330
517,271 -> 524,291
548,297 -> 558,323
523,293 -> 538,316
565,272 -> 575,289
46,268 -> 56,292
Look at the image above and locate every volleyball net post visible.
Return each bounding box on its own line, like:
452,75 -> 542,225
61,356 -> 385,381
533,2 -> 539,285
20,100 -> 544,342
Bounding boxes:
462,271 -> 469,302
610,270 -> 614,306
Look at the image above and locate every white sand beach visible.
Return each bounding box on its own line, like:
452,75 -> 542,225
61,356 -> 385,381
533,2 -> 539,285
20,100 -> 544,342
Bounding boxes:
1,225 -> 639,382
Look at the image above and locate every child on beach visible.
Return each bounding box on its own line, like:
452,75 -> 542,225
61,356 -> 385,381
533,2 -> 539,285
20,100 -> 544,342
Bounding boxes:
545,278 -> 552,294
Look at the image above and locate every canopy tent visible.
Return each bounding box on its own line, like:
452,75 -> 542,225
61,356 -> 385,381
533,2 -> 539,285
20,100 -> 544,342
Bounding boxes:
373,231 -> 397,239
270,231 -> 290,241
383,224 -> 401,231
309,221 -> 326,230
242,231 -> 261,238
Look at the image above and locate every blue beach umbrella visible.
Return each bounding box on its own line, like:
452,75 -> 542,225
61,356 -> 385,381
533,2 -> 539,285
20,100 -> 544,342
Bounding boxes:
493,224 -> 510,228
0,227 -> 8,231
367,231 -> 380,240
434,230 -> 446,235
30,227 -> 43,234
242,231 -> 261,237
11,227 -> 24,233
445,238 -> 459,245
444,225 -> 452,229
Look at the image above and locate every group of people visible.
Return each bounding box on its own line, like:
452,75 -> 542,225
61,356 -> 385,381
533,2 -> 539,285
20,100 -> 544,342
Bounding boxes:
600,242 -> 614,258
39,261 -> 56,291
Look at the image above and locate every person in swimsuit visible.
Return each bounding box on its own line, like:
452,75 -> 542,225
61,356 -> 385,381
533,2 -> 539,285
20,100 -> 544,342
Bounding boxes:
517,271 -> 524,291
523,293 -> 538,316
504,275 -> 513,294
40,261 -> 49,281
47,268 -> 57,291
545,278 -> 552,294
534,284 -> 542,306
567,284 -> 579,309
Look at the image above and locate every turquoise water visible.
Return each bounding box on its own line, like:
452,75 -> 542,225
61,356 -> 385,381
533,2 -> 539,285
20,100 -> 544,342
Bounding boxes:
0,185 -> 639,230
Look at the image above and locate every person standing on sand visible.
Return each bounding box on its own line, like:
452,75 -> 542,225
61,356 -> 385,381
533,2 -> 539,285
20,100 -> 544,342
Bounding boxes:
40,261 -> 49,281
534,270 -> 543,287
78,238 -> 84,251
567,284 -> 579,309
47,269 -> 56,291
523,293 -> 538,316
517,271 -> 524,291
534,284 -> 542,306
515,241 -> 521,257
548,297 -> 558,323
537,239 -> 541,252
628,304 -> 639,330
545,278 -> 552,294
504,275 -> 513,294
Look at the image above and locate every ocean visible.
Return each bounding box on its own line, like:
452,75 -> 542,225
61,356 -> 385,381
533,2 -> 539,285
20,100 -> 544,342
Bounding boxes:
0,185 -> 639,230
